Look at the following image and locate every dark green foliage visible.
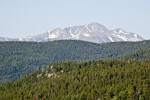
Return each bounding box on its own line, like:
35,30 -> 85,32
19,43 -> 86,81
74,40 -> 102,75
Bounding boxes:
1,40 -> 150,84
0,60 -> 150,99
122,46 -> 150,61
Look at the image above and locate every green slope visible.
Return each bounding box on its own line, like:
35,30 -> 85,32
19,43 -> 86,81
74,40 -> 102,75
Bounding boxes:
0,40 -> 150,84
0,60 -> 150,99
122,46 -> 150,61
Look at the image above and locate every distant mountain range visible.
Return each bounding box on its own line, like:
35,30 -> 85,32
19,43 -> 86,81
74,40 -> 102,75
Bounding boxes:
0,23 -> 144,43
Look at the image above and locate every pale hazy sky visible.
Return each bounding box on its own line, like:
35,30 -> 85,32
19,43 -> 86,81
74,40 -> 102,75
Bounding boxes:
0,0 -> 150,39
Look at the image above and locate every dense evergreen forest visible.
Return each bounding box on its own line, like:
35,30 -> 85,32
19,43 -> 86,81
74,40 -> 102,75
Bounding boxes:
0,60 -> 150,100
122,46 -> 150,61
1,40 -> 150,84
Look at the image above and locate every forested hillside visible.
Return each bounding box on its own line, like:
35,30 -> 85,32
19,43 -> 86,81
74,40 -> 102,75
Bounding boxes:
122,46 -> 150,61
1,40 -> 150,84
0,60 -> 150,100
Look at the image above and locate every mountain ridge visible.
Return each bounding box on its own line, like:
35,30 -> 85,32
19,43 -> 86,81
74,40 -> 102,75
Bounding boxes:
1,40 -> 150,84
122,46 -> 150,61
1,59 -> 150,99
0,23 -> 144,43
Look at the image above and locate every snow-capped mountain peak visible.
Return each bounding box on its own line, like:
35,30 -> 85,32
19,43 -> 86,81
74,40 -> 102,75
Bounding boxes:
0,23 -> 144,43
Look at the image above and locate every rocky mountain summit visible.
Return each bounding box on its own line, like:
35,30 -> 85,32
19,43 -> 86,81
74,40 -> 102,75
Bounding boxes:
0,23 -> 144,43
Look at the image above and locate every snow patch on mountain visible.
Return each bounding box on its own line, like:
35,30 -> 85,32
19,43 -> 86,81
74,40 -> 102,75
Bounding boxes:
83,33 -> 90,37
0,23 -> 145,43
108,36 -> 114,42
